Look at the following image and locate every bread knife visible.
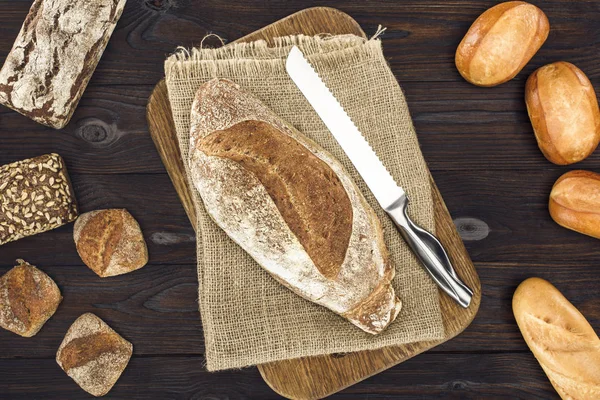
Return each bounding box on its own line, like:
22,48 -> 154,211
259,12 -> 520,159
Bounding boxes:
286,46 -> 473,308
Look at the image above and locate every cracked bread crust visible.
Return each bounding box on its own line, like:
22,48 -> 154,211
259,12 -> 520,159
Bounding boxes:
56,313 -> 132,397
74,209 -> 148,278
189,78 -> 402,334
198,119 -> 353,280
0,259 -> 62,337
0,0 -> 127,129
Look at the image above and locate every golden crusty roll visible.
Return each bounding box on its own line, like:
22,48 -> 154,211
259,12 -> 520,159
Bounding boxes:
526,62 -> 600,165
549,170 -> 600,239
455,1 -> 549,87
0,259 -> 62,337
74,209 -> 148,278
513,277 -> 600,399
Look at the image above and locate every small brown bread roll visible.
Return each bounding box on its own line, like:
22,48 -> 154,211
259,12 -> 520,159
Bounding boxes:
0,259 -> 62,337
526,62 -> 600,165
74,209 -> 148,278
56,313 -> 133,397
455,1 -> 549,87
513,277 -> 600,399
549,170 -> 600,239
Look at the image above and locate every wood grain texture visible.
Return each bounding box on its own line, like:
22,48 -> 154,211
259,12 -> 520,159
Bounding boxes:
1,1 -> 599,174
1,169 -> 599,267
2,1 -> 599,86
0,173 -> 196,267
0,353 -> 561,399
0,353 -> 559,400
147,7 -> 480,399
0,260 -> 597,359
7,81 -> 600,173
2,0 -> 600,398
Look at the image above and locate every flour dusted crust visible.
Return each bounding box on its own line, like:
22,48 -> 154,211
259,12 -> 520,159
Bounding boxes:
74,209 -> 148,278
188,78 -> 401,334
0,0 -> 127,129
56,313 -> 132,397
0,260 -> 62,337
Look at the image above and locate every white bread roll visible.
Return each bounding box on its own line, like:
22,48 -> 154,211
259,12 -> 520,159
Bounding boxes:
513,277 -> 600,399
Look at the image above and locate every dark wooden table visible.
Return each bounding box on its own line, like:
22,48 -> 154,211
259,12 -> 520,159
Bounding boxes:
1,1 -> 598,398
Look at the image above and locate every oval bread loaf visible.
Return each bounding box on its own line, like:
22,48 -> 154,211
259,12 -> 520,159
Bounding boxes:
455,1 -> 549,87
549,170 -> 600,239
188,78 -> 402,334
526,62 -> 600,165
513,277 -> 600,399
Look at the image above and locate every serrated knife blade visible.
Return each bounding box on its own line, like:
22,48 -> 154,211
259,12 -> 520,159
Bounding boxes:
286,46 -> 404,210
286,46 -> 473,308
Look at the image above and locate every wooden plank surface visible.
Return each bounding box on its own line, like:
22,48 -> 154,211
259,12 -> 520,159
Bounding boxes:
1,0 -> 599,399
146,7 -> 479,399
0,260 -> 596,359
0,353 -> 560,399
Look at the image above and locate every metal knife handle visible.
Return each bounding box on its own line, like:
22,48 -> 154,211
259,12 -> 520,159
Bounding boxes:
385,195 -> 473,308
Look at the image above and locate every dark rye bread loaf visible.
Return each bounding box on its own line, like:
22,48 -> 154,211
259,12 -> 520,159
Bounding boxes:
0,0 -> 127,129
0,153 -> 78,246
56,313 -> 132,397
0,259 -> 62,337
189,78 -> 402,334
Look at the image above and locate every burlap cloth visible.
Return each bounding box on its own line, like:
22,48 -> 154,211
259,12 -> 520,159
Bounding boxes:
164,34 -> 445,371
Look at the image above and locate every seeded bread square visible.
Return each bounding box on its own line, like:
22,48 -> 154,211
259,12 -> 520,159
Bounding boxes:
56,313 -> 133,397
0,153 -> 78,245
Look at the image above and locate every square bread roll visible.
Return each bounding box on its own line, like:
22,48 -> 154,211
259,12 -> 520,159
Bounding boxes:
0,259 -> 62,337
73,209 -> 148,277
56,313 -> 132,397
0,153 -> 78,246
